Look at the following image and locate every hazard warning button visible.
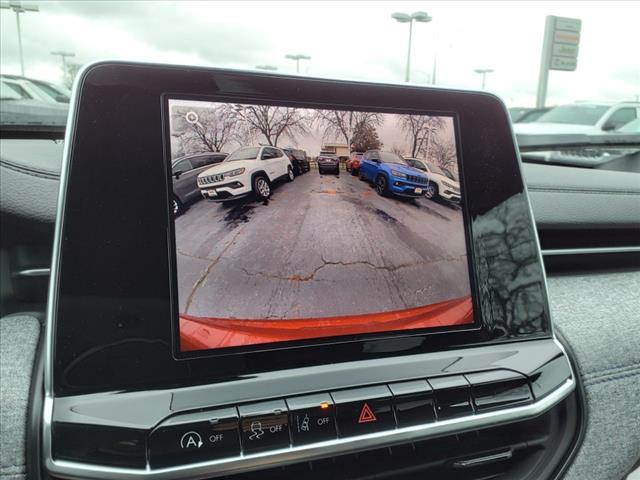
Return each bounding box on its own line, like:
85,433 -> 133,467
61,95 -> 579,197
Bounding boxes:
331,385 -> 395,437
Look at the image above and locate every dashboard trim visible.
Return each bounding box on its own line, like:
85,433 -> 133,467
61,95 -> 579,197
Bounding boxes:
542,246 -> 640,256
43,377 -> 575,480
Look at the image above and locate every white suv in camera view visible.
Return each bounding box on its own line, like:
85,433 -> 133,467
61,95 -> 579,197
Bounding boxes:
197,146 -> 294,201
405,158 -> 461,203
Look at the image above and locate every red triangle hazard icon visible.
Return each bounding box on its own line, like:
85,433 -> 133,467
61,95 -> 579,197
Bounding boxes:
358,403 -> 377,423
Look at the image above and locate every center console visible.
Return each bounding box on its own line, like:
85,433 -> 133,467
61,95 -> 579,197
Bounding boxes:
43,63 -> 581,480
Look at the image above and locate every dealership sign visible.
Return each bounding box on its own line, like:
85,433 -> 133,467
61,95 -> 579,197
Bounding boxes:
548,16 -> 581,71
536,15 -> 582,107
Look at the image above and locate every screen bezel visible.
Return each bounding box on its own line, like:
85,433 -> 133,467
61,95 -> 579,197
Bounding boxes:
52,62 -> 552,396
164,96 -> 479,359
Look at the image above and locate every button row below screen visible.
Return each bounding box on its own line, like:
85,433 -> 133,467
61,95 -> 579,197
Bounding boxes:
148,371 -> 533,468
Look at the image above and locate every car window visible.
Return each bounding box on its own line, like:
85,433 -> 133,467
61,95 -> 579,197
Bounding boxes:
30,81 -> 61,100
0,81 -> 23,100
172,159 -> 193,173
190,156 -> 210,168
262,147 -> 281,159
605,108 -> 637,130
2,81 -> 33,99
227,147 -> 260,162
408,159 -> 427,171
535,104 -> 609,125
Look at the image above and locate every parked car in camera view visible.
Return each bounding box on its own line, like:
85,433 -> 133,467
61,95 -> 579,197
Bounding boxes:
197,146 -> 294,202
359,150 -> 429,198
346,151 -> 364,175
171,152 -> 228,215
404,157 -> 461,203
317,153 -> 340,175
283,147 -> 310,175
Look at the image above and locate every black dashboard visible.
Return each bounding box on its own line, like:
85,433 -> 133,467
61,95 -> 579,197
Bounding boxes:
0,63 -> 638,480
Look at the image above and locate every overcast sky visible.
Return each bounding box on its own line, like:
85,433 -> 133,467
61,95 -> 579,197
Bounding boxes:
1,1 -> 638,107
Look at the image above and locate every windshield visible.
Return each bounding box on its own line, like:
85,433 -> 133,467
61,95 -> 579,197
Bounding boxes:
1,1 -> 638,158
379,151 -> 408,165
535,104 -> 610,125
226,147 -> 260,161
1,81 -> 24,100
30,80 -> 70,101
442,167 -> 458,181
426,162 -> 447,176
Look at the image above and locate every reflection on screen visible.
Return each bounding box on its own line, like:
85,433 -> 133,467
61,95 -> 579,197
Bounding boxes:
169,100 -> 472,352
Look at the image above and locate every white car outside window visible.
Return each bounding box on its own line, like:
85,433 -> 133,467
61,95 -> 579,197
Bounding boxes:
405,158 -> 461,203
1,77 -> 54,103
513,102 -> 640,135
197,146 -> 293,201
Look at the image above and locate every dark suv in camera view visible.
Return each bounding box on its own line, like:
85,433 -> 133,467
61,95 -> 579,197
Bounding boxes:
283,148 -> 310,175
171,152 -> 228,215
317,153 -> 340,175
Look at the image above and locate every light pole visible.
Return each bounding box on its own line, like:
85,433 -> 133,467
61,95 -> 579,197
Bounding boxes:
391,11 -> 432,83
474,68 -> 494,89
1,1 -> 39,76
285,54 -> 311,73
255,65 -> 278,71
51,51 -> 75,84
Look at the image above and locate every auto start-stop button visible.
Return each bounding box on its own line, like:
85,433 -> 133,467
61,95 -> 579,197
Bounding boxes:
148,407 -> 240,468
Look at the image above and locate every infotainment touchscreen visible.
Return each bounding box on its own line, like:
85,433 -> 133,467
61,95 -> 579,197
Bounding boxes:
169,99 -> 474,353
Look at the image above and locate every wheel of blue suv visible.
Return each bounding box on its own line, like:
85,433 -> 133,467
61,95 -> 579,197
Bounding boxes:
375,174 -> 389,196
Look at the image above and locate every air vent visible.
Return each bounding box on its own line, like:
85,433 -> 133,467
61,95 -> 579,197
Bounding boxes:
223,392 -> 579,480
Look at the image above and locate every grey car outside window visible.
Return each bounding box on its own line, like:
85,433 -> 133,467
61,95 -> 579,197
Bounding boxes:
262,147 -> 281,160
173,159 -> 193,174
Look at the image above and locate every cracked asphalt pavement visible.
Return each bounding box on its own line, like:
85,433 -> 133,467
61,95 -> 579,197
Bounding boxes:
175,171 -> 470,319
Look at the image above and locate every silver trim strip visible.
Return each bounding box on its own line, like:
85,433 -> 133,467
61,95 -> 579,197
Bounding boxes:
453,449 -> 513,468
45,378 -> 574,480
13,267 -> 51,277
542,246 -> 640,256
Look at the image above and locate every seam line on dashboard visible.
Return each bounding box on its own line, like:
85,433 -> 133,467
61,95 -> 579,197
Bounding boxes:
0,160 -> 60,180
583,362 -> 640,379
583,369 -> 640,387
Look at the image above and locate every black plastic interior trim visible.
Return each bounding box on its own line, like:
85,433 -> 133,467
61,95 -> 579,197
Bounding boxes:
550,329 -> 587,480
543,252 -> 640,274
0,126 -> 66,140
538,228 -> 640,250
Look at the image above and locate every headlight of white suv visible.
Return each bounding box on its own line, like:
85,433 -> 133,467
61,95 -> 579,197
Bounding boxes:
223,168 -> 245,178
390,169 -> 407,179
443,181 -> 457,189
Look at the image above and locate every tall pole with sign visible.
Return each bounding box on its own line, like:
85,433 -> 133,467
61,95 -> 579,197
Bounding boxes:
535,16 -> 581,108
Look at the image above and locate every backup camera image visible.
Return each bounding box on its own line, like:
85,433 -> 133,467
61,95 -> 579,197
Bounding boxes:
169,99 -> 473,352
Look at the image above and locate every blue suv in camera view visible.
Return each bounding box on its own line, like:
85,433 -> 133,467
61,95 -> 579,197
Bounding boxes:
359,150 -> 430,198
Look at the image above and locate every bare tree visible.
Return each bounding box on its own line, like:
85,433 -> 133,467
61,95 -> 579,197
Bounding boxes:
391,144 -> 405,156
314,110 -> 382,150
231,105 -> 309,146
172,105 -> 236,154
399,115 -> 444,158
430,134 -> 458,170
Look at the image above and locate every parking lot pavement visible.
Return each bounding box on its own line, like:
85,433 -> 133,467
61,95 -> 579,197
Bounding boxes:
174,171 -> 470,319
